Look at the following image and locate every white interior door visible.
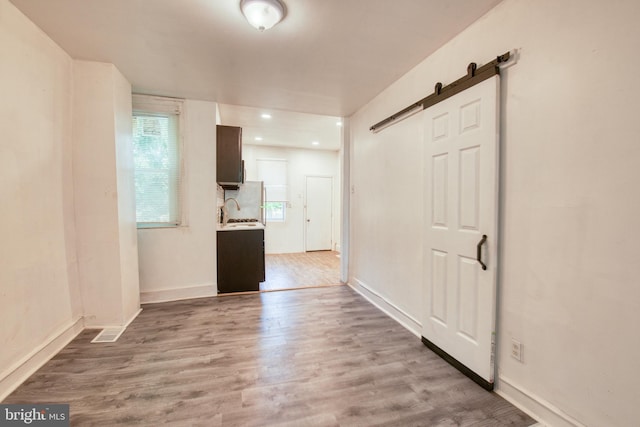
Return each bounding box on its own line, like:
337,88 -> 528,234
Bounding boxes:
305,176 -> 332,251
422,75 -> 500,388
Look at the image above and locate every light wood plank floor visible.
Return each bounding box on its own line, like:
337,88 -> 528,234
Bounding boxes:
4,286 -> 535,426
261,251 -> 341,292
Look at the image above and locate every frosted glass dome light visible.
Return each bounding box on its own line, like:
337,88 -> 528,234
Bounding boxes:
240,0 -> 286,31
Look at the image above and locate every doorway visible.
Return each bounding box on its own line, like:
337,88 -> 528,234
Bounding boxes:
217,104 -> 349,294
259,175 -> 341,292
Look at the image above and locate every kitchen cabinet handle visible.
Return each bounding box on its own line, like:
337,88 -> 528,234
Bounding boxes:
476,234 -> 487,270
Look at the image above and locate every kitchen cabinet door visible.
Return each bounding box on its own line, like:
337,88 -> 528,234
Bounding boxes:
217,229 -> 264,293
216,125 -> 243,188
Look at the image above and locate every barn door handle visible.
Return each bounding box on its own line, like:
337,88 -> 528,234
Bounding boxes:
477,235 -> 487,270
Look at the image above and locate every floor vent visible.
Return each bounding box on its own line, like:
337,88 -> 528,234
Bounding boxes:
91,327 -> 125,343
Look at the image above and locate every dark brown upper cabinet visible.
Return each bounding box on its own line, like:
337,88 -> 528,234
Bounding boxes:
216,125 -> 243,189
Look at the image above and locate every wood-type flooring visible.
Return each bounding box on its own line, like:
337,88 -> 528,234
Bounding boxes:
4,286 -> 535,426
261,251 -> 341,291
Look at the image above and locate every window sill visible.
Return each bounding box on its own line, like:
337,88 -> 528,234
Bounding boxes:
137,223 -> 180,229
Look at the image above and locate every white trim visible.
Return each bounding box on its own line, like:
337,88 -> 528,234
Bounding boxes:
0,317 -> 84,401
349,277 -> 421,338
83,307 -> 143,331
496,375 -> 584,427
124,308 -> 143,329
339,117 -> 350,283
140,283 -> 217,304
177,100 -> 188,227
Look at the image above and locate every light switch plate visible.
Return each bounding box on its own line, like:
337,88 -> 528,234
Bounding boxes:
511,339 -> 523,362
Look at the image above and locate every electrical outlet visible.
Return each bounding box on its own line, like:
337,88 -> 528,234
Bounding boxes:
511,339 -> 523,362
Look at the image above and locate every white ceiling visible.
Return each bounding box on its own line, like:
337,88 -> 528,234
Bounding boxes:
10,0 -> 503,149
218,104 -> 343,150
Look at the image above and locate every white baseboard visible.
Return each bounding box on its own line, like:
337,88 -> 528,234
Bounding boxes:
85,307 -> 143,329
124,308 -> 143,329
140,283 -> 217,304
0,317 -> 84,401
349,278 -> 575,426
82,306 -> 143,331
496,375 -> 585,427
349,277 -> 422,338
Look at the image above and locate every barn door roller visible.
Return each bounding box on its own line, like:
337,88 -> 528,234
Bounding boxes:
369,52 -> 511,132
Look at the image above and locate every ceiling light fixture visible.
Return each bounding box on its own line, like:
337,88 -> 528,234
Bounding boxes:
240,0 -> 286,32
261,113 -> 272,119
255,136 -> 263,141
336,121 -> 342,127
311,141 -> 320,146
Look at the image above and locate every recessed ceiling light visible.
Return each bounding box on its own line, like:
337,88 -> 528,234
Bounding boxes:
255,136 -> 263,141
311,141 -> 320,146
336,121 -> 342,126
261,113 -> 272,119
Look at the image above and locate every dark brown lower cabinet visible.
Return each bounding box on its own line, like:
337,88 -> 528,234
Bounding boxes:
217,229 -> 265,293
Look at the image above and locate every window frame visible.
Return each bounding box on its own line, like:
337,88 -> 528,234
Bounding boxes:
132,95 -> 186,229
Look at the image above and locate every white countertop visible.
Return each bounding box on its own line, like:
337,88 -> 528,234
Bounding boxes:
217,222 -> 265,232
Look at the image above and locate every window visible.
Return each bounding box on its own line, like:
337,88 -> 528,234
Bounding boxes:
264,201 -> 286,222
132,95 -> 183,228
257,158 -> 288,223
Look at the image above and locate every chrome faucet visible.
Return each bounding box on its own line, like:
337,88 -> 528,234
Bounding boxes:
222,198 -> 241,226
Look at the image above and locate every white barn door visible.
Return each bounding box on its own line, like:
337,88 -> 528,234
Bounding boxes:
422,75 -> 500,389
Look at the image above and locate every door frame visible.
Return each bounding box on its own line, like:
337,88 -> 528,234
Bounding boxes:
339,118 -> 350,283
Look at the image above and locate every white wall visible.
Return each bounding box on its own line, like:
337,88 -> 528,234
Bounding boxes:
0,0 -> 82,399
243,145 -> 340,254
1,0 -> 151,399
348,1 -> 640,426
350,111 -> 425,326
137,100 -> 218,303
72,61 -> 140,327
113,68 -> 141,321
